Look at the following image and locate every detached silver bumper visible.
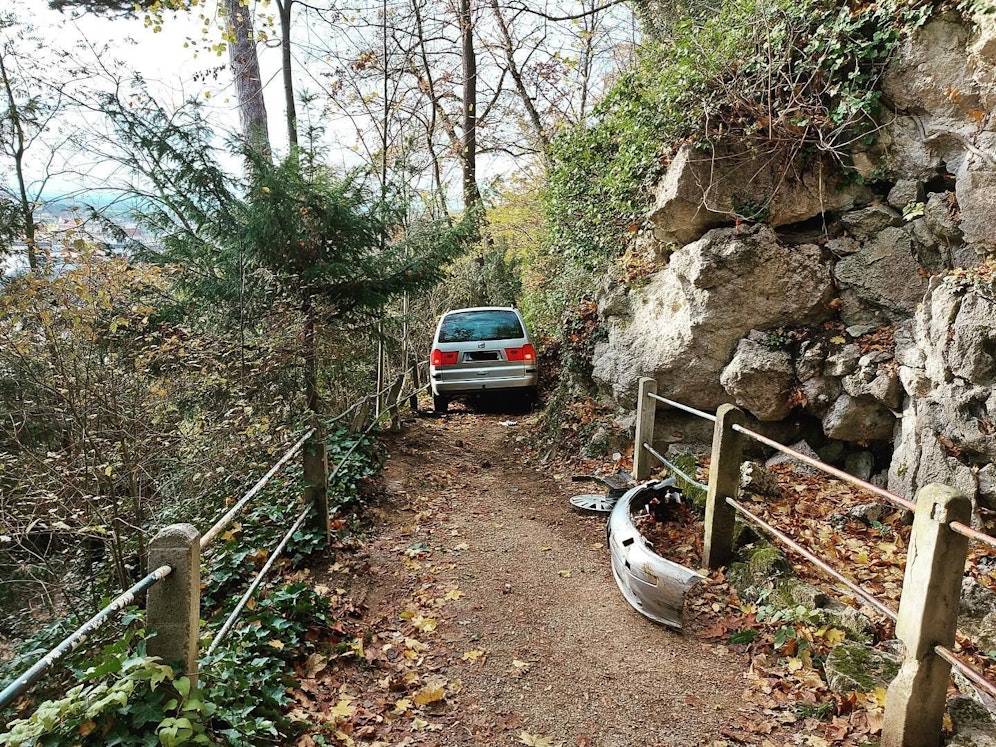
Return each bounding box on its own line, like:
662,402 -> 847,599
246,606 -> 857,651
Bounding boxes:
607,481 -> 705,629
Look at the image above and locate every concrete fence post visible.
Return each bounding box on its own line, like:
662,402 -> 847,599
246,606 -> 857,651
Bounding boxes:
703,404 -> 745,570
303,421 -> 330,544
387,374 -> 405,432
147,524 -> 200,683
882,484 -> 971,747
633,378 -> 658,481
409,362 -> 421,413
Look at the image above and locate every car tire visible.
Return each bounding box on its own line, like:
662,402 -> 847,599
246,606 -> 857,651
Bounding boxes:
433,394 -> 449,413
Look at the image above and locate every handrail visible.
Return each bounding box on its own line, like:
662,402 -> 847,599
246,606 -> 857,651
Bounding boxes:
642,442 -> 709,492
726,497 -> 898,621
950,520 -> 996,551
638,384 -> 996,727
731,423 -> 917,512
0,565 -> 172,711
647,392 -> 717,422
200,427 -> 315,551
934,644 -> 996,701
0,362 -> 426,714
205,504 -> 315,656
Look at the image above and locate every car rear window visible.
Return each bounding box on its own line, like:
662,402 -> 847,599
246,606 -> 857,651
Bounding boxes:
438,310 -> 524,343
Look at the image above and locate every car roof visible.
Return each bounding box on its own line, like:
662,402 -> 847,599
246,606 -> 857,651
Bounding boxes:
442,306 -> 519,316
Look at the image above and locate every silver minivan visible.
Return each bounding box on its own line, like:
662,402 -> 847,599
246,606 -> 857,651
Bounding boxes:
429,306 -> 538,413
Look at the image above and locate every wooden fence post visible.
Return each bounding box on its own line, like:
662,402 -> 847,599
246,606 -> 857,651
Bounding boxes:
147,524 -> 200,683
350,398 -> 371,434
703,404 -> 745,570
633,377 -> 658,481
303,421 -> 330,544
882,484 -> 971,747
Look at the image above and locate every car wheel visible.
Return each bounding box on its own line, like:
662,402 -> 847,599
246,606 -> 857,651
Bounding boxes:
433,394 -> 448,413
524,386 -> 539,410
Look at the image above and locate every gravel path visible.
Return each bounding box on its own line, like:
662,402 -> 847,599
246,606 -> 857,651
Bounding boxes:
309,404 -> 752,746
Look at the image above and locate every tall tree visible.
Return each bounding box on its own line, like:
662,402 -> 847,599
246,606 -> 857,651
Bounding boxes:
49,0 -> 272,151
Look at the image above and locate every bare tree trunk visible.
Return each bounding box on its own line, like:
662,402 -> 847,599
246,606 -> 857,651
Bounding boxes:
224,0 -> 271,154
277,0 -> 298,150
458,0 -> 481,210
488,0 -> 549,155
0,48 -> 38,271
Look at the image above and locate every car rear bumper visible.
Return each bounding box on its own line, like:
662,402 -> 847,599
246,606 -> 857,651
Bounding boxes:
430,367 -> 537,395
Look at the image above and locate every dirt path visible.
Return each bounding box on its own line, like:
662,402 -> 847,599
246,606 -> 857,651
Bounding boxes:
302,404 -> 753,746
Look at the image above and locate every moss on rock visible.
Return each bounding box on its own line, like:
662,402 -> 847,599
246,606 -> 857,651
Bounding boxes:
824,643 -> 900,693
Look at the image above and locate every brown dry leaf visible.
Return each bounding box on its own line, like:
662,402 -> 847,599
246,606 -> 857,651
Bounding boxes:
303,653 -> 328,678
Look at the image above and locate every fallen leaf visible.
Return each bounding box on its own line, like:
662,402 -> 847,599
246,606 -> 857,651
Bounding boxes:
304,653 -> 328,678
268,639 -> 285,650
557,570 -> 572,578
519,732 -> 555,747
413,683 -> 447,706
461,649 -> 485,662
412,616 -> 437,633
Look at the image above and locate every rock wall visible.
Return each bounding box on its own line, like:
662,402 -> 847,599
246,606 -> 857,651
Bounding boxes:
592,7 -> 996,505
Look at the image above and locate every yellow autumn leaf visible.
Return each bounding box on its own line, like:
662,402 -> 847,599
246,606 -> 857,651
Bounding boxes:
786,657 -> 803,673
443,589 -> 464,601
413,684 -> 446,706
557,570 -> 572,578
461,649 -> 485,662
519,731 -> 555,747
412,616 -> 437,633
453,542 -> 469,551
411,717 -> 429,730
392,698 -> 412,714
830,335 -> 846,344
268,639 -> 284,650
822,628 -> 846,646
329,697 -> 356,722
867,686 -> 888,708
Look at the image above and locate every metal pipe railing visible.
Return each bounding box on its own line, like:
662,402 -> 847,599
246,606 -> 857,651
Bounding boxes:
204,505 -> 313,656
950,521 -> 996,551
731,423 -> 917,513
647,392 -> 717,422
934,644 -> 996,701
200,427 -> 315,550
642,443 -> 709,491
726,497 -> 898,621
0,565 -> 172,711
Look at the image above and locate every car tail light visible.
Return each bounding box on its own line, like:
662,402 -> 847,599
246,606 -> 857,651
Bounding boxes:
505,343 -> 535,362
431,348 -> 459,366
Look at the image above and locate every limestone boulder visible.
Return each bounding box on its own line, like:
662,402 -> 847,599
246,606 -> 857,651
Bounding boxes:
648,142 -> 869,246
834,227 -> 930,325
888,279 -> 996,508
882,16 -> 996,179
719,336 -> 794,421
824,643 -> 901,693
823,394 -> 896,442
800,376 -> 842,418
592,225 -> 834,409
840,205 -> 903,241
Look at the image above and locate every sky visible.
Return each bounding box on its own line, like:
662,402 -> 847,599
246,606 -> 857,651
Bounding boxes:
8,0 -> 297,199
